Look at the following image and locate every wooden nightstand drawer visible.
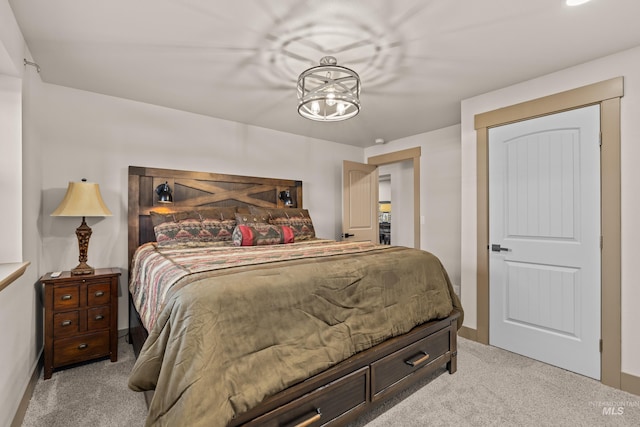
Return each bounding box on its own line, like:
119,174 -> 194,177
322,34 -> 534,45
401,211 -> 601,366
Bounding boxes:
245,367 -> 368,427
88,306 -> 110,330
53,331 -> 110,367
53,311 -> 80,338
371,327 -> 450,400
42,268 -> 120,379
53,285 -> 80,310
88,282 -> 111,306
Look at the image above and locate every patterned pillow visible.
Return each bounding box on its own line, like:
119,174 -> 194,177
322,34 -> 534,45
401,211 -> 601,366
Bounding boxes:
150,207 -> 237,226
201,218 -> 237,241
151,207 -> 237,247
235,211 -> 271,225
232,224 -> 295,246
150,210 -> 190,227
251,207 -> 316,241
194,207 -> 238,220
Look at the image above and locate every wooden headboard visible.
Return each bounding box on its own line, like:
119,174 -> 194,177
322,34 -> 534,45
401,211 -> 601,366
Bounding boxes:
128,166 -> 303,266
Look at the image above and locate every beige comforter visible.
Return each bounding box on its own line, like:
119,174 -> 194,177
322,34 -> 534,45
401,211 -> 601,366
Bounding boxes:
128,242 -> 462,426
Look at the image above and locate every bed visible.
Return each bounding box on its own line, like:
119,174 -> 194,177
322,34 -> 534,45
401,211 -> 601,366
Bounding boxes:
127,166 -> 463,427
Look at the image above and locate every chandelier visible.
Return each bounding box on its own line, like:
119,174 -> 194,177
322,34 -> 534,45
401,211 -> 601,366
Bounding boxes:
297,56 -> 361,121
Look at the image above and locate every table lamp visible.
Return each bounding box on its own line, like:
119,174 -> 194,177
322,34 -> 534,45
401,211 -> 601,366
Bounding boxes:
51,179 -> 113,275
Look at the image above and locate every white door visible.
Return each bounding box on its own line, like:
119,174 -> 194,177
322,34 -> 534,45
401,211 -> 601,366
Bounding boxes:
343,160 -> 378,242
489,105 -> 601,379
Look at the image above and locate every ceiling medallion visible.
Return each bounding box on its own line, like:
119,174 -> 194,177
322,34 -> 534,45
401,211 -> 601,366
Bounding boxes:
297,56 -> 361,122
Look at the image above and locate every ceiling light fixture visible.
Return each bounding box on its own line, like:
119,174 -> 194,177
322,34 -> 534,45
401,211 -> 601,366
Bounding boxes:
297,56 -> 361,122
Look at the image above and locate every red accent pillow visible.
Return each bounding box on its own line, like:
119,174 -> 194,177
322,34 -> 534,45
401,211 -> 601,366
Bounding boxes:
232,224 -> 295,246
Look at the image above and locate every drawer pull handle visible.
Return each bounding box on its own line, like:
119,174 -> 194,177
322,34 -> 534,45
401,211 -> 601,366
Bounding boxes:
61,294 -> 73,301
61,320 -> 72,326
292,409 -> 322,427
405,351 -> 430,367
94,315 -> 104,320
78,343 -> 88,350
94,291 -> 105,297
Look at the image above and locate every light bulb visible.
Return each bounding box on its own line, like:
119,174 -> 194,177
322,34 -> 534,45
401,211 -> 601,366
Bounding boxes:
326,92 -> 336,107
311,101 -> 320,114
337,103 -> 346,115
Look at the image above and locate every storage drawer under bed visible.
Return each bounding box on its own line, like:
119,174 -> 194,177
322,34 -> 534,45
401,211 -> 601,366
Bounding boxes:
243,367 -> 369,427
370,326 -> 450,401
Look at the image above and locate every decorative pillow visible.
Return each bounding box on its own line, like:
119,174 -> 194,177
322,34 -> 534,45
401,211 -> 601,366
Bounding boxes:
150,210 -> 190,227
150,207 -> 237,226
232,224 -> 295,246
151,207 -> 238,247
195,207 -> 238,220
250,207 -> 316,241
235,211 -> 270,225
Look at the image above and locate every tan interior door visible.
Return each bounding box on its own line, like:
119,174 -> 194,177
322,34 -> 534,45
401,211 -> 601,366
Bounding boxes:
342,160 -> 378,242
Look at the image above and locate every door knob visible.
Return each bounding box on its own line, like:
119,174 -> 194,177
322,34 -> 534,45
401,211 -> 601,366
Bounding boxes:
491,244 -> 510,252
342,233 -> 354,238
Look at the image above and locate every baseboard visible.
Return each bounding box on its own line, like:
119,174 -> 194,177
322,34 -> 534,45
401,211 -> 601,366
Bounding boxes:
118,327 -> 130,342
621,372 -> 640,397
11,351 -> 43,427
458,326 -> 478,342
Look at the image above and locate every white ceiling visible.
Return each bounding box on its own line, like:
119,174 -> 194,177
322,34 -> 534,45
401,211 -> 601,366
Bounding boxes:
9,0 -> 640,147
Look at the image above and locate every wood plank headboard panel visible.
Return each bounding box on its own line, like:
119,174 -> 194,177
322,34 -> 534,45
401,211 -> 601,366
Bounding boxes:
128,166 -> 303,266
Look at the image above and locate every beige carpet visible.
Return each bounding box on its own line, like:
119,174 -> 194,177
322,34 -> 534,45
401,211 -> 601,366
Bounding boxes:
347,338 -> 640,426
22,337 -> 640,426
22,337 -> 147,427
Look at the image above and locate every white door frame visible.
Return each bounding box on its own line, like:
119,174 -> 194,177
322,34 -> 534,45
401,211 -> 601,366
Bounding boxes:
472,77 -> 623,389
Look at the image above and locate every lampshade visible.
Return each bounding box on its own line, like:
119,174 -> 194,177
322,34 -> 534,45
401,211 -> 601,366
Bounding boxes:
297,56 -> 361,122
51,180 -> 112,217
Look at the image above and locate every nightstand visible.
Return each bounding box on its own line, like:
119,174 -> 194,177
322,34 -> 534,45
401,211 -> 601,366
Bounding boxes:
41,267 -> 120,379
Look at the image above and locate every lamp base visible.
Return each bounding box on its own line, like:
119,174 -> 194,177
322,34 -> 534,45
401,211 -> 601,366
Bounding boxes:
72,217 -> 95,276
71,262 -> 94,276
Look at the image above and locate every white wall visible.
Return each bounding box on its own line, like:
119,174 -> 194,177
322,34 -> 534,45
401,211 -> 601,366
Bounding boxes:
0,74 -> 22,262
0,72 -> 35,427
378,176 -> 391,201
365,125 -> 462,290
0,0 -> 24,77
461,46 -> 640,376
0,5 -> 43,425
27,82 -> 364,333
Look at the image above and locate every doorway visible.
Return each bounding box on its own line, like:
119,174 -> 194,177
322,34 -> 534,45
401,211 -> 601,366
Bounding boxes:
377,160 -> 414,247
368,147 -> 421,249
378,174 -> 391,245
343,151 -> 419,247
